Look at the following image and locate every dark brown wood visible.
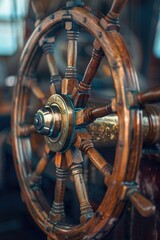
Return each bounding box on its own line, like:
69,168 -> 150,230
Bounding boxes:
109,0 -> 128,16
11,2 -> 159,240
41,37 -> 61,95
129,191 -> 156,217
49,167 -> 68,222
74,134 -> 112,186
62,23 -> 79,95
18,124 -> 36,137
100,0 -> 128,30
76,101 -> 115,126
87,147 -> 112,186
12,6 -> 142,238
50,153 -> 68,222
137,87 -> 160,105
66,146 -> 94,222
25,78 -> 47,105
65,147 -> 83,167
42,37 -> 59,77
30,145 -> 55,185
70,163 -> 93,223
31,0 -> 55,25
84,104 -> 113,123
131,156 -> 160,240
119,182 -> 156,218
73,42 -> 104,107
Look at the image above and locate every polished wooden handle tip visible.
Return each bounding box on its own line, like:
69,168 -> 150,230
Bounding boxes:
110,0 -> 128,15
129,191 -> 156,217
31,0 -> 54,21
137,87 -> 160,105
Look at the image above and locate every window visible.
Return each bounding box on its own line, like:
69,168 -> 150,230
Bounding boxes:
0,0 -> 29,56
153,11 -> 160,59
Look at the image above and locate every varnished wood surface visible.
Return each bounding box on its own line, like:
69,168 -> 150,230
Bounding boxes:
12,6 -> 142,237
131,156 -> 160,240
11,0 -> 159,240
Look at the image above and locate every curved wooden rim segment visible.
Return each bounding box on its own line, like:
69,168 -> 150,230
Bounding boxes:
12,7 -> 142,240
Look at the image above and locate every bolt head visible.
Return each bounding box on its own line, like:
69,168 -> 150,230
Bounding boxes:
34,113 -> 44,132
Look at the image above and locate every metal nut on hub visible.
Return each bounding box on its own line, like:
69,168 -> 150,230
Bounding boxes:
34,94 -> 75,153
34,106 -> 61,138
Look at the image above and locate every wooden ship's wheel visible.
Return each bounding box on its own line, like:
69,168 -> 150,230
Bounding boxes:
12,0 -> 159,239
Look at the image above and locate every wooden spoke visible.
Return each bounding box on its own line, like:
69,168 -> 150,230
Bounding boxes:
86,145 -> 112,183
13,5 -> 149,239
73,40 -> 104,107
18,124 -> 36,137
84,104 -> 113,122
62,23 -> 79,95
41,37 -> 62,94
71,163 -> 94,223
76,102 -> 115,126
74,133 -> 112,186
119,182 -> 156,217
66,147 -> 93,223
50,76 -> 62,95
126,87 -> 160,109
42,37 -> 59,76
109,0 -> 128,17
136,87 -> 160,106
100,0 -> 128,30
31,0 -> 55,26
31,83 -> 47,105
25,78 -> 47,105
20,75 -> 31,121
29,145 -> 55,187
65,147 -> 83,167
49,153 -> 68,222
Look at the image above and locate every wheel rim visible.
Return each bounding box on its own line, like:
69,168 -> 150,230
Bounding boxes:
12,7 -> 142,240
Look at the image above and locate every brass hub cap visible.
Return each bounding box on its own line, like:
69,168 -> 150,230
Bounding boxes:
34,94 -> 75,152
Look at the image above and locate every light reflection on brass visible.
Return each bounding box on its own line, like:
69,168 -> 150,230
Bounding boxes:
87,115 -> 118,146
87,108 -> 160,146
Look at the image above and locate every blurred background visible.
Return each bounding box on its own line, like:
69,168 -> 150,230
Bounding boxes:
0,0 -> 160,239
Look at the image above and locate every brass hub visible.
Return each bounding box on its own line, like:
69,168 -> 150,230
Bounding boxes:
34,94 -> 75,152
